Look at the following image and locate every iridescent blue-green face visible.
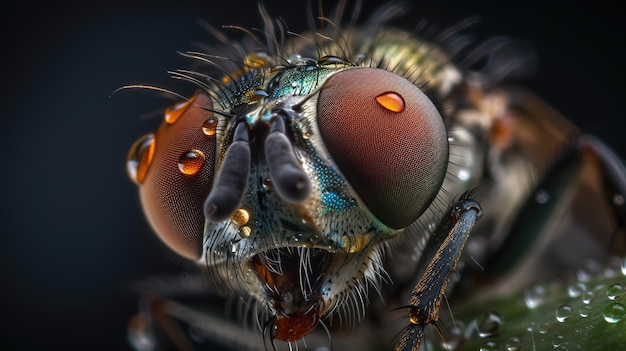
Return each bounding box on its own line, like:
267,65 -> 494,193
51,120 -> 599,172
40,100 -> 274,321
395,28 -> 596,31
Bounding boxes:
127,42 -> 452,340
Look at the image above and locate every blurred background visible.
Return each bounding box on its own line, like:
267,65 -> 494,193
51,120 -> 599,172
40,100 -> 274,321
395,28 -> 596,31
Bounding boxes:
1,0 -> 624,349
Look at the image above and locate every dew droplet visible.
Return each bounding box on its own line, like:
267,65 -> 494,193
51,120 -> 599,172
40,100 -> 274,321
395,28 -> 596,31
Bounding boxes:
126,133 -> 156,185
476,312 -> 503,338
525,284 -> 547,309
238,225 -> 252,239
621,257 -> 626,276
603,302 -> 626,323
567,281 -> 587,298
607,283 -> 625,300
552,334 -> 564,347
441,323 -> 464,350
603,256 -> 623,278
538,321 -> 550,334
202,117 -> 218,136
555,305 -> 573,322
506,336 -> 521,351
232,208 -> 250,226
479,341 -> 498,351
164,98 -> 194,124
579,305 -> 592,318
441,325 -> 464,350
375,91 -> 405,113
578,259 -> 600,281
177,149 -> 205,175
582,290 -> 595,304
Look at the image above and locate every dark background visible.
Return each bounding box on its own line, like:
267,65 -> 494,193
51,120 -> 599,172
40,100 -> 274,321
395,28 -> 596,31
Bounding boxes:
1,1 -> 624,350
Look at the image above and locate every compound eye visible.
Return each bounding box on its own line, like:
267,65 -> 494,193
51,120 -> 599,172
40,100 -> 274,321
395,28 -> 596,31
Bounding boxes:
126,92 -> 216,259
316,68 -> 448,229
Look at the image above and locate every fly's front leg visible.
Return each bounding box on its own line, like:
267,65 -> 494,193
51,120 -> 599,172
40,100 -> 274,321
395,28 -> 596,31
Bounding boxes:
395,198 -> 482,351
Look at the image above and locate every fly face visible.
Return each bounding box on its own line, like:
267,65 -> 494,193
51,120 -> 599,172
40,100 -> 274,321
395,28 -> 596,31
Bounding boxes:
128,50 -> 459,340
125,2 -> 625,350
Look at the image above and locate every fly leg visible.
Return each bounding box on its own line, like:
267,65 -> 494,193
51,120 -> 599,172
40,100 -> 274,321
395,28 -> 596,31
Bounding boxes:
127,275 -> 268,351
395,198 -> 482,351
128,295 -> 196,351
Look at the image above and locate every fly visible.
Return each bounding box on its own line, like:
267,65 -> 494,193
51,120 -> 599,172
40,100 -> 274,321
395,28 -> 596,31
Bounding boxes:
123,2 -> 626,350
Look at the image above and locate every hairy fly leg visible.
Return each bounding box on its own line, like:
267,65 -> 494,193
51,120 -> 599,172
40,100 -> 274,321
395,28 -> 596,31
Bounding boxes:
395,198 -> 482,351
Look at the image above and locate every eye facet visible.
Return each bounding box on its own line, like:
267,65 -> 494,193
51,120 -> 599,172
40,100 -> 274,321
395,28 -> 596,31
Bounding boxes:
128,92 -> 216,259
316,67 -> 448,229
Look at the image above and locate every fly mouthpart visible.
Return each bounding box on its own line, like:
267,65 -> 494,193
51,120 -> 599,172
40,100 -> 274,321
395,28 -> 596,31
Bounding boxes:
251,247 -> 333,341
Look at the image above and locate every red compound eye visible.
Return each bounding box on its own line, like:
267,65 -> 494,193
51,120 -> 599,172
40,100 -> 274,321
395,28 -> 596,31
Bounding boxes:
127,92 -> 216,259
316,67 -> 448,229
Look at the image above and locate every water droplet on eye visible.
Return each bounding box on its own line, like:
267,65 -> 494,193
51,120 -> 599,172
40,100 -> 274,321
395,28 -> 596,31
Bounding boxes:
579,305 -> 592,318
525,284 -> 547,309
476,312 -> 503,338
164,98 -> 194,124
479,341 -> 498,351
238,225 -> 252,239
127,133 -> 156,185
607,283 -> 625,300
177,149 -> 205,175
603,302 -> 626,323
202,118 -> 218,136
375,91 -> 405,113
231,208 -> 250,226
555,305 -> 573,322
568,282 -> 587,298
582,290 -> 595,304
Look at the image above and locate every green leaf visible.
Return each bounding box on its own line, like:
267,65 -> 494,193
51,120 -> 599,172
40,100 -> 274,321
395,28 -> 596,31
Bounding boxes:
424,257 -> 626,351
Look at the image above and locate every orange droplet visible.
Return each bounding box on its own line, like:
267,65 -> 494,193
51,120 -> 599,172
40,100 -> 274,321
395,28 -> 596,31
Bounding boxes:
177,149 -> 205,175
126,133 -> 155,185
231,208 -> 250,226
375,92 -> 405,113
202,117 -> 218,136
164,93 -> 198,124
239,225 -> 252,238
